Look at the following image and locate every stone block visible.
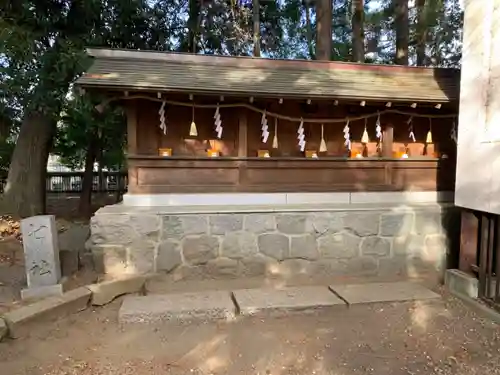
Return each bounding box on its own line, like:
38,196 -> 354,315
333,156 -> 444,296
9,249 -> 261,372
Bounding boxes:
209,214 -> 243,235
345,256 -> 378,275
393,235 -> 425,256
425,234 -> 448,249
445,269 -> 479,299
87,275 -> 146,306
119,291 -> 235,323
258,233 -> 289,260
221,232 -> 258,259
330,281 -> 440,305
233,286 -> 346,317
361,236 -> 391,257
290,234 -> 319,260
414,211 -> 443,235
161,216 -> 183,239
276,214 -> 308,234
244,214 -> 275,233
0,318 -> 7,341
92,245 -> 127,275
310,212 -> 344,234
206,257 -> 241,277
240,255 -> 276,277
21,215 -> 61,288
380,213 -> 414,236
156,240 -> 182,272
58,225 -> 89,252
127,240 -> 156,274
344,212 -> 380,237
318,232 -> 360,259
21,284 -> 64,301
162,215 -> 208,240
129,215 -> 160,241
4,287 -> 91,339
182,235 -> 219,265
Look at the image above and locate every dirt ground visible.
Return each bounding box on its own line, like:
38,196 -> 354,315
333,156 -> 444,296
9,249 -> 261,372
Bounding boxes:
0,289 -> 499,375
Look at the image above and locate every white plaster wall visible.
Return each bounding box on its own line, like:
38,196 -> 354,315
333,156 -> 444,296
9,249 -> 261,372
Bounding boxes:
455,0 -> 500,213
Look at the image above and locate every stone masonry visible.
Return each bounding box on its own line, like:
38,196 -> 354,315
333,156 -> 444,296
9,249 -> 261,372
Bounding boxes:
87,205 -> 459,280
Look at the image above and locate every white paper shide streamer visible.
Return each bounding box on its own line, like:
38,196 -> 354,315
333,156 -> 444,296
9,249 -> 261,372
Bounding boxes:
343,120 -> 351,150
159,100 -> 167,135
375,113 -> 382,140
297,119 -> 306,152
407,116 -> 416,142
261,110 -> 269,143
450,121 -> 457,143
214,105 -> 223,139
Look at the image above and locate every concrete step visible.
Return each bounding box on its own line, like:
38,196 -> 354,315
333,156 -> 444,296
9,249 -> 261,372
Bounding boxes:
330,281 -> 440,305
119,282 -> 441,324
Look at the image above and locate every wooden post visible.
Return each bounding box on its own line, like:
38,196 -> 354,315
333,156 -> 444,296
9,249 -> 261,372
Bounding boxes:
126,100 -> 138,155
382,123 -> 394,158
238,109 -> 248,157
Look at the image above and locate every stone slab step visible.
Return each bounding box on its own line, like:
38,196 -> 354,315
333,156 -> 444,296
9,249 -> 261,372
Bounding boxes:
329,281 -> 440,305
232,286 -> 346,317
119,291 -> 236,323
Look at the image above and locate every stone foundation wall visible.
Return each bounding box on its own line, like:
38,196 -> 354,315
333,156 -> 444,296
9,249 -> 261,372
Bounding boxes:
87,205 -> 459,280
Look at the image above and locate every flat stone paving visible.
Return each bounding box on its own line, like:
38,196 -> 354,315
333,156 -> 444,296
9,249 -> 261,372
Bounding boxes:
119,291 -> 235,323
233,286 -> 346,317
329,281 -> 440,305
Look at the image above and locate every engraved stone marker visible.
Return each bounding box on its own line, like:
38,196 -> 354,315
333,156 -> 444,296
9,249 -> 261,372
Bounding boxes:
20,215 -> 62,300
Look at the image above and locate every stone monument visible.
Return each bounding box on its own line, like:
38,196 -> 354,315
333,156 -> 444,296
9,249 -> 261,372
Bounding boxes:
20,215 -> 63,300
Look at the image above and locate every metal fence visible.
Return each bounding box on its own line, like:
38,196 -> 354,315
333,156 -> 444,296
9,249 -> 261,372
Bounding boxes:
477,213 -> 500,311
0,171 -> 128,194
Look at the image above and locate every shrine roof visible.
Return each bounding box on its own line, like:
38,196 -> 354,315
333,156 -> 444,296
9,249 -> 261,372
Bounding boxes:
76,48 -> 460,103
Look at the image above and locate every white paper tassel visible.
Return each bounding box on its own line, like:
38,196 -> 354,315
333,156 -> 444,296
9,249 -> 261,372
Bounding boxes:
214,104 -> 223,139
272,118 -> 279,149
343,120 -> 351,150
261,110 -> 269,143
159,101 -> 167,135
297,119 -> 306,152
319,124 -> 327,152
407,116 -> 416,142
361,118 -> 369,143
189,104 -> 198,136
426,118 -> 433,143
450,121 -> 457,143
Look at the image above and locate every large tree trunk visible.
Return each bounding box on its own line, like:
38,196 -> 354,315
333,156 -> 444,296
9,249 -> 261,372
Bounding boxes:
315,0 -> 332,60
394,0 -> 409,65
78,131 -> 98,218
416,0 -> 427,66
187,0 -> 201,53
352,0 -> 365,62
253,0 -> 261,57
1,112 -> 54,218
304,2 -> 315,59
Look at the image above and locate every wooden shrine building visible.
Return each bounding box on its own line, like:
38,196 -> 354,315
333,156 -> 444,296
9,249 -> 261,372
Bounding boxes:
77,48 -> 461,281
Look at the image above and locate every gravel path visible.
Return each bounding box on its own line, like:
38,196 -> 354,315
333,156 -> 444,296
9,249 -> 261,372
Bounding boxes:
1,289 -> 500,375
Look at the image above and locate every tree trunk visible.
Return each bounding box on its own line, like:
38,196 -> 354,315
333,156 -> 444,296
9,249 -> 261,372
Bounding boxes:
187,0 -> 201,53
315,0 -> 332,60
352,0 -> 365,62
305,3 -> 315,59
416,0 -> 427,66
78,131 -> 98,218
1,112 -> 54,218
394,0 -> 409,65
253,0 -> 261,57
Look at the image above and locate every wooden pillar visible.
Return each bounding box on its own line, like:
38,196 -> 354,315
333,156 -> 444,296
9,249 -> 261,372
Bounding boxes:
238,109 -> 248,157
126,100 -> 138,155
238,110 -> 248,190
126,100 -> 138,193
382,123 -> 394,158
